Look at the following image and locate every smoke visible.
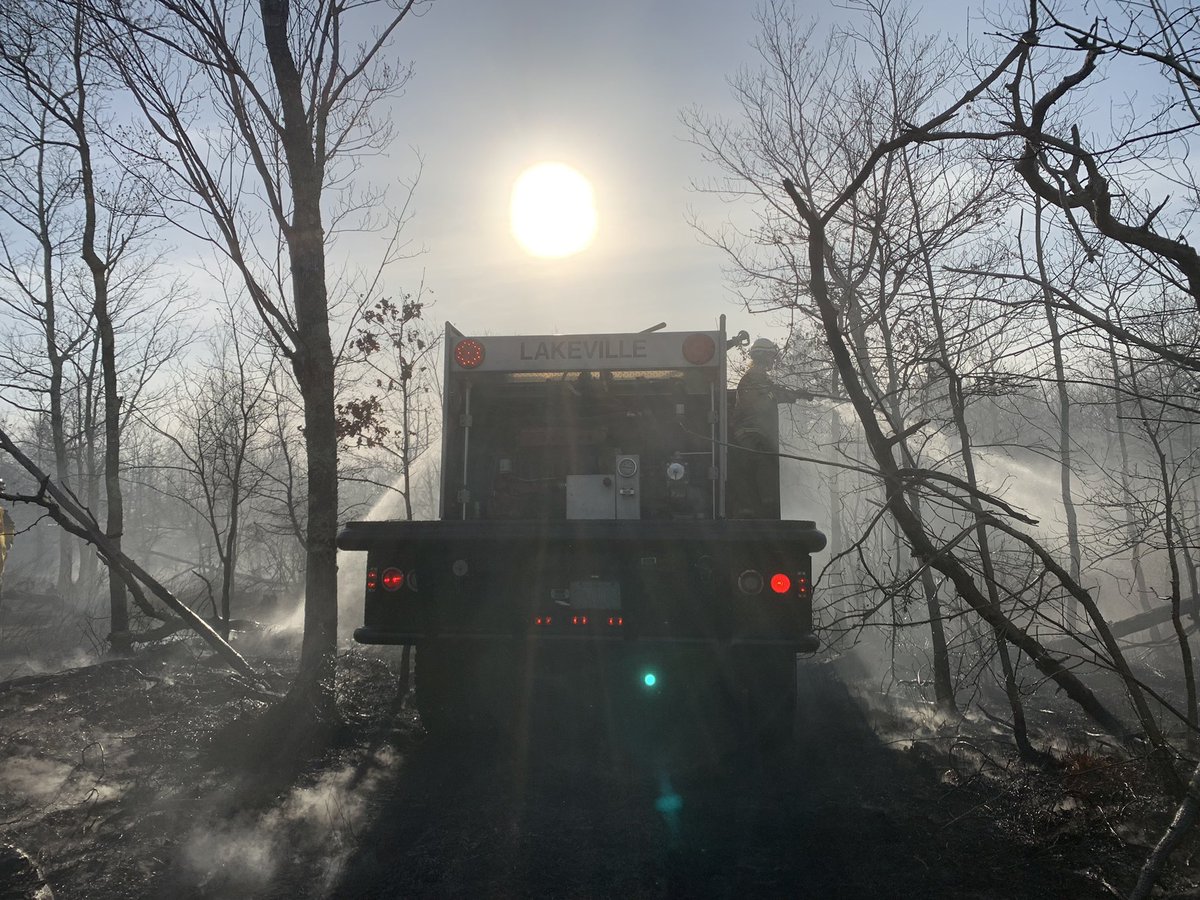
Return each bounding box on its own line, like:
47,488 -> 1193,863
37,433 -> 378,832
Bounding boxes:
183,745 -> 398,896
0,648 -> 101,680
334,441 -> 441,638
0,755 -> 73,803
780,401 -> 1172,635
0,739 -> 127,814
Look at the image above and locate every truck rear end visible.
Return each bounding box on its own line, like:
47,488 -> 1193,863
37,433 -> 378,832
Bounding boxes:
343,322 -> 825,740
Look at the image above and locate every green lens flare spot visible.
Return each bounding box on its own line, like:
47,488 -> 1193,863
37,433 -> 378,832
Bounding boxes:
643,672 -> 657,688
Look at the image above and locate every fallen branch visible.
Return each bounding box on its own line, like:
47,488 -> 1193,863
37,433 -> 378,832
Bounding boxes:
0,426 -> 265,685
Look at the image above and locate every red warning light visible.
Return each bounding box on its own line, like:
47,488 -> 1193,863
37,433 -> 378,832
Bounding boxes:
770,573 -> 792,594
366,567 -> 379,591
381,567 -> 405,591
454,338 -> 485,369
682,333 -> 716,365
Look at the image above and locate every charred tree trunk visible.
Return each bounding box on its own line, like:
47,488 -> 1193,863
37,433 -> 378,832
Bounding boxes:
1140,403 -> 1197,738
874,287 -> 956,715
904,157 -> 1033,755
260,0 -> 339,708
30,124 -> 76,600
1108,331 -> 1163,640
1033,201 -> 1082,623
70,9 -> 129,652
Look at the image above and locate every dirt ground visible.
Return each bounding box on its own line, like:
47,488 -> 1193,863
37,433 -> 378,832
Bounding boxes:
0,638 -> 1198,899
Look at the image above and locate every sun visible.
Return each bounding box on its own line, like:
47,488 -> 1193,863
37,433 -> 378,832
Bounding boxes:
510,162 -> 598,258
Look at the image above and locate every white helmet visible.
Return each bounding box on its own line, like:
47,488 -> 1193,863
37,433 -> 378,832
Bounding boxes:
749,338 -> 779,358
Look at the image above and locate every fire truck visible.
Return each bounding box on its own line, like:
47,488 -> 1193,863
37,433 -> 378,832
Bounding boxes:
341,320 -> 825,742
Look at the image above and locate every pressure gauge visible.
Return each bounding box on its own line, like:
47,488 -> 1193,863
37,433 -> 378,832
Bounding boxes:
666,461 -> 686,481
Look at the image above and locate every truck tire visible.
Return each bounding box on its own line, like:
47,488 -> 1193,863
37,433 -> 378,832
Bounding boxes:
732,648 -> 798,748
414,641 -> 518,738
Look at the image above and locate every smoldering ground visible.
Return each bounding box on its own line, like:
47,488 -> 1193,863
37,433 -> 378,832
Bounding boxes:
0,644 -> 420,900
178,746 -> 398,896
1,637 -> 1198,898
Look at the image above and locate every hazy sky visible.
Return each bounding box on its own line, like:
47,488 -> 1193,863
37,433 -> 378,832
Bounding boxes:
373,0 -> 758,339
373,1 -> 961,341
362,1 -> 1001,344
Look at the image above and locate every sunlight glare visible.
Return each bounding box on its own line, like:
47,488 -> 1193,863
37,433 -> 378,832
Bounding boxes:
510,162 -> 598,258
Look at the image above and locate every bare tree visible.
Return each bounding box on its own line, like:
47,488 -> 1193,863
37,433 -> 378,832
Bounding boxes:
148,304 -> 274,637
686,0 -> 1184,770
0,3 -> 180,650
93,0 -> 426,707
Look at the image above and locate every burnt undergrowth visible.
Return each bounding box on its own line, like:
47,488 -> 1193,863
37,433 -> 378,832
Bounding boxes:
1,643 -> 1199,898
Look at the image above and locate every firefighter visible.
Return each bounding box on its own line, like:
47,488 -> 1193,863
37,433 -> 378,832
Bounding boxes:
730,339 -> 811,518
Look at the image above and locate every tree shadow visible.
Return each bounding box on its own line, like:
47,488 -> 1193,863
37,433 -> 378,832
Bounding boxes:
329,663 -> 1112,899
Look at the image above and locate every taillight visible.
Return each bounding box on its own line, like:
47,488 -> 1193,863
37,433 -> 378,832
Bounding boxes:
770,573 -> 791,594
381,567 -> 405,591
366,567 -> 378,591
454,338 -> 485,369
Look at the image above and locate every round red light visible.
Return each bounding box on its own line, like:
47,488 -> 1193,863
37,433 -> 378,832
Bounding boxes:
770,573 -> 792,594
381,567 -> 405,591
454,338 -> 485,369
682,333 -> 716,366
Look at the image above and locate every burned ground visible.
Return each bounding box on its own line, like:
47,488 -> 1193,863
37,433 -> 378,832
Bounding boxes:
0,641 -> 1196,899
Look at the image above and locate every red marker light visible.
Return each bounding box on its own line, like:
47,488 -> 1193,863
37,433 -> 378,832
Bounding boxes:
770,573 -> 791,594
682,333 -> 716,365
381,567 -> 405,591
366,567 -> 379,591
454,338 -> 485,369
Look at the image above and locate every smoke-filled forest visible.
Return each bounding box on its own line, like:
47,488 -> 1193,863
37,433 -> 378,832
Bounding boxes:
3,0 -> 1200,897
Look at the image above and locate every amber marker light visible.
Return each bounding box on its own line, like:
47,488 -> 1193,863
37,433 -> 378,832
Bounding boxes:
454,338 -> 485,369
